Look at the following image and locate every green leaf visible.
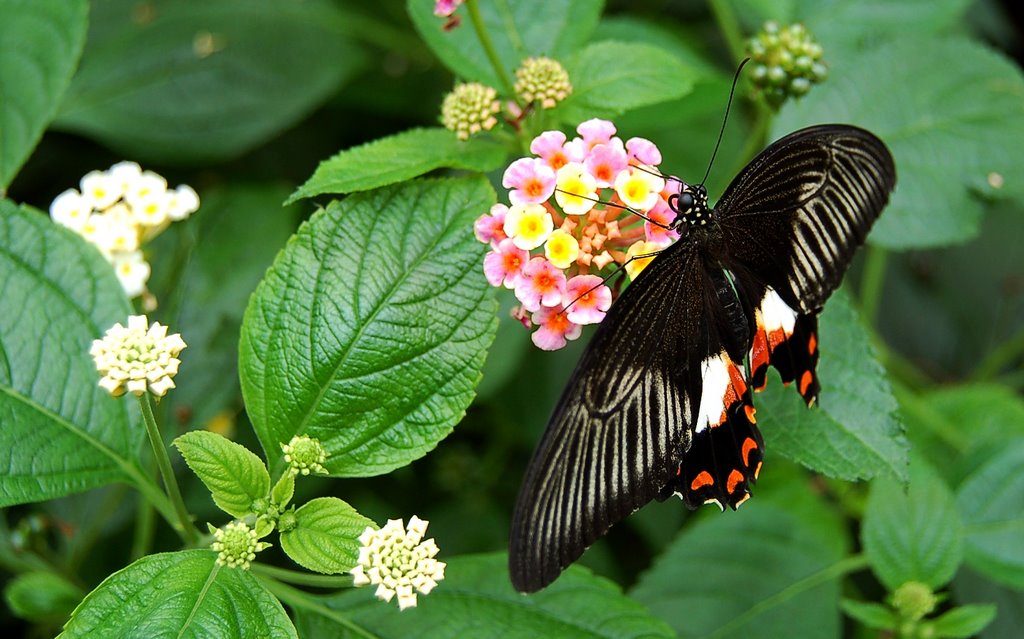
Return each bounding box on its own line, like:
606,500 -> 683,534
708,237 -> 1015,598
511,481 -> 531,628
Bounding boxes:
293,553 -> 674,639
0,0 -> 87,192
630,498 -> 847,639
287,128 -> 507,203
59,550 -> 296,638
929,604 -> 997,639
952,567 -> 1024,639
279,497 -> 374,574
271,472 -> 295,509
408,0 -> 602,90
555,41 -> 698,122
240,177 -> 498,475
3,571 -> 84,623
840,599 -> 898,630
862,456 -> 964,590
956,441 -> 1024,588
774,37 -> 1024,249
0,202 -> 140,506
173,431 -> 271,519
757,288 -> 908,482
54,0 -> 367,164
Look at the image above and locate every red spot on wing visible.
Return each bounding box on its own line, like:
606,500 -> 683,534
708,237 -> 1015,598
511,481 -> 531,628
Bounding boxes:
691,471 -> 714,491
800,370 -> 814,396
726,469 -> 744,494
744,404 -> 757,423
808,332 -> 817,355
742,437 -> 758,467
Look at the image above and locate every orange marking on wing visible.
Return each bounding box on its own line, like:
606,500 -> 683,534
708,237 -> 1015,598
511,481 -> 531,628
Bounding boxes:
754,461 -> 763,479
727,469 -> 745,494
744,404 -> 757,423
691,471 -> 714,491
808,332 -> 817,355
735,493 -> 751,507
800,370 -> 814,396
742,437 -> 758,466
768,327 -> 787,350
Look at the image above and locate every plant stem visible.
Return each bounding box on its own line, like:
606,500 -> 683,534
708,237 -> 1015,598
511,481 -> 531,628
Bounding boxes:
972,326 -> 1024,381
252,563 -> 354,589
131,497 -> 157,560
859,244 -> 888,326
261,578 -> 380,639
465,0 -> 515,95
139,394 -> 197,544
707,0 -> 747,64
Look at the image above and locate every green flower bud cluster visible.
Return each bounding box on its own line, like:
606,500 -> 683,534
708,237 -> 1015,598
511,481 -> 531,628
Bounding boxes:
746,21 -> 827,108
441,82 -> 501,140
514,56 -> 572,109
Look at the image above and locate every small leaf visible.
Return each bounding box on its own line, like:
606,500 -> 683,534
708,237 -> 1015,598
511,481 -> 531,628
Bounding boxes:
840,599 -> 898,630
774,37 -> 1024,249
271,472 -> 295,510
862,456 -> 964,590
240,177 -> 498,476
3,571 -> 83,623
630,497 -> 846,639
293,553 -> 674,638
758,288 -> 908,482
279,497 -> 374,574
956,441 -> 1024,588
556,41 -> 698,122
408,0 -> 602,90
0,202 -> 140,506
0,0 -> 87,191
952,567 -> 1024,639
287,128 -> 506,203
55,0 -> 367,164
928,604 -> 997,639
174,431 -> 271,518
60,550 -> 296,638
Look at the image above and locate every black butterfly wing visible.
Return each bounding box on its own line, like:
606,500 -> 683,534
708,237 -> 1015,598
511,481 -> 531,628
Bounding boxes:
715,124 -> 896,314
509,241 -> 735,593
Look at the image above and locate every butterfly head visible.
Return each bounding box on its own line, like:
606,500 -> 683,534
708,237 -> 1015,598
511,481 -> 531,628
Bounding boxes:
668,182 -> 710,228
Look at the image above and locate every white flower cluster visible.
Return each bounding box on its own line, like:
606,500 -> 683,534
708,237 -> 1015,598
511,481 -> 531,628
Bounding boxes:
351,516 -> 446,610
50,161 -> 199,298
90,315 -> 186,397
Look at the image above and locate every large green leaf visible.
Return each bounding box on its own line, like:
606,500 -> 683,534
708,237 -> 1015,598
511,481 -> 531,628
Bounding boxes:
239,177 -> 498,475
0,202 -> 140,506
630,493 -> 847,639
279,497 -> 374,574
0,0 -> 87,192
287,128 -> 507,204
59,550 -> 296,638
173,430 -> 271,519
774,37 -> 1024,249
408,0 -> 602,90
953,567 -> 1024,639
956,441 -> 1024,588
54,0 -> 366,164
293,553 -> 674,638
757,289 -> 908,482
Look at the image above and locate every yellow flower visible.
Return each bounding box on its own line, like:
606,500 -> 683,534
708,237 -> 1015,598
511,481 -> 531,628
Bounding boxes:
544,230 -> 580,269
554,163 -> 597,215
503,203 -> 554,250
625,240 -> 663,281
614,166 -> 665,212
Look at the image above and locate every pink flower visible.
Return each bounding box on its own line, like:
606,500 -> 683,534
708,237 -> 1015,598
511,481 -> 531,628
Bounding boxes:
515,257 -> 566,312
644,198 -> 680,245
563,275 -> 612,325
474,203 -> 508,245
576,118 -> 616,150
484,239 -> 528,288
503,158 -> 556,206
530,131 -> 582,170
626,137 -> 663,166
585,142 -> 628,188
531,304 -> 582,351
434,0 -> 463,17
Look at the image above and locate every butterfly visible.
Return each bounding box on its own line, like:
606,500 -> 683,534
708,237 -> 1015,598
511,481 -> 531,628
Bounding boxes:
508,124 -> 896,593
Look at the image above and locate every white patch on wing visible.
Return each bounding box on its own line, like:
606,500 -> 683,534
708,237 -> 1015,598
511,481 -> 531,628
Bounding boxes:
695,353 -> 730,433
760,287 -> 797,334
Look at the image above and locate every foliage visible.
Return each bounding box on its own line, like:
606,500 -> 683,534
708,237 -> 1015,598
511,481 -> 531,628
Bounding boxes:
1,0 -> 1022,637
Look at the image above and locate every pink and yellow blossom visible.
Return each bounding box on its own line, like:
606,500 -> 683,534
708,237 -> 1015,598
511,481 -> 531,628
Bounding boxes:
531,305 -> 582,351
563,275 -> 612,325
516,257 -> 567,312
503,203 -> 554,251
484,239 -> 529,288
503,158 -> 557,206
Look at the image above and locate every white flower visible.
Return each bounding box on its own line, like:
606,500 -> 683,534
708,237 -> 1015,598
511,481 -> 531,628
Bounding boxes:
108,161 -> 143,194
50,189 -> 93,232
130,192 -> 171,228
90,315 -> 186,397
112,250 -> 151,298
124,170 -> 168,207
80,170 -> 123,210
167,184 -> 200,221
351,516 -> 445,610
614,165 -> 665,212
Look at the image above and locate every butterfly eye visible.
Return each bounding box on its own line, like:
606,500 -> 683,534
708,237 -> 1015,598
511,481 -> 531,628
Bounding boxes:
677,192 -> 695,211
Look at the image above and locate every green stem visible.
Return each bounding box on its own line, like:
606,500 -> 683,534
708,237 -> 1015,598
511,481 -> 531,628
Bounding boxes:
703,554 -> 870,639
261,578 -> 380,639
139,394 -> 197,544
465,0 -> 515,95
131,496 -> 157,560
972,326 -> 1024,381
859,244 -> 888,326
252,563 -> 354,589
707,0 -> 747,64
731,101 -> 771,177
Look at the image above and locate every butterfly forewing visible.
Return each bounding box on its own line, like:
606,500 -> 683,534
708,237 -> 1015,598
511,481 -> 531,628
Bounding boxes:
715,125 -> 896,313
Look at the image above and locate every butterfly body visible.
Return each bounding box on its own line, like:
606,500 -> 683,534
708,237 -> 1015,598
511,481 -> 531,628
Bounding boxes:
510,124 -> 896,593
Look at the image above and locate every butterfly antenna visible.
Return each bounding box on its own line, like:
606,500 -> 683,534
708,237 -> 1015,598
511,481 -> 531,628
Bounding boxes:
553,188 -> 672,230
700,57 -> 750,188
561,246 -> 666,312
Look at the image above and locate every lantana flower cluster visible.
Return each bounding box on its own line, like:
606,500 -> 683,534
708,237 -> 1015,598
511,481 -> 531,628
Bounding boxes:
49,161 -> 199,299
90,315 -> 186,398
475,118 -> 677,350
351,516 -> 446,610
